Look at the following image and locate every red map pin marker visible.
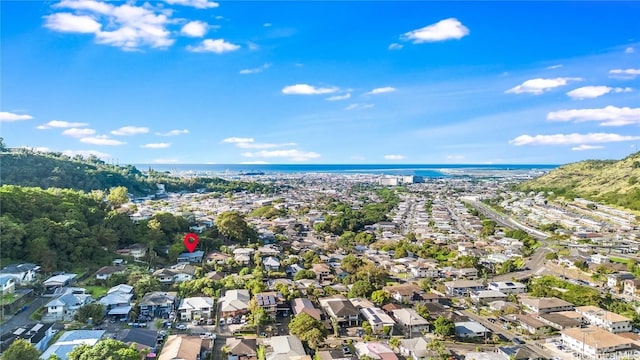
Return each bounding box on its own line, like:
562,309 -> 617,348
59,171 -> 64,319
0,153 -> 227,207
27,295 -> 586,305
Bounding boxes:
183,233 -> 199,253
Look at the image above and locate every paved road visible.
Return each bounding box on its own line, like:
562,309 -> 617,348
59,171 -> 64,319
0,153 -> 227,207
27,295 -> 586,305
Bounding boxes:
0,295 -> 49,335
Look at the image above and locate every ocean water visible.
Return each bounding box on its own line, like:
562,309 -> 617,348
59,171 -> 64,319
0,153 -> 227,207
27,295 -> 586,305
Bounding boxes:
134,164 -> 558,178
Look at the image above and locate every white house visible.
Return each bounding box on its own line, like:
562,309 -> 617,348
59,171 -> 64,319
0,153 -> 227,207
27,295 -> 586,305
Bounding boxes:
455,321 -> 490,338
263,257 -> 281,272
0,263 -> 39,285
576,306 -> 632,334
45,288 -> 92,321
178,297 -> 215,321
487,281 -> 527,294
0,275 -> 16,295
392,308 -> 429,336
360,307 -> 395,334
561,327 -> 637,360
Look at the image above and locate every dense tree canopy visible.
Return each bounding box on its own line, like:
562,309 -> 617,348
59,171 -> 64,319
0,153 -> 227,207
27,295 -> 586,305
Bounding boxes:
215,211 -> 257,243
2,339 -> 40,360
68,339 -> 141,360
288,313 -> 326,349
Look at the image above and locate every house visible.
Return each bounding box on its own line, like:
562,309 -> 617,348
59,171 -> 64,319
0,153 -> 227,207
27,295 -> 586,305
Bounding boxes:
226,337 -> 257,360
115,328 -> 158,350
536,312 -> 582,330
158,335 -> 204,360
2,323 -> 55,353
265,335 -> 309,360
178,297 -> 215,321
607,272 -> 635,289
444,280 -> 485,296
623,278 -> 640,298
94,266 -> 125,281
576,305 -> 632,333
382,284 -> 434,304
43,274 -> 77,294
312,263 -> 332,283
153,268 -> 177,285
360,307 -> 395,334
107,284 -> 134,295
487,281 -> 527,294
561,327 -> 638,360
455,321 -> 490,338
291,298 -> 322,321
171,263 -> 198,282
220,289 -> 251,317
256,292 -> 289,318
40,330 -> 105,360
392,308 -> 429,336
399,337 -> 429,360
0,263 -> 39,285
258,245 -> 281,257
514,314 -> 549,335
98,290 -> 133,311
470,290 -> 508,305
206,252 -> 231,265
520,297 -> 575,314
263,257 -> 281,272
0,275 -> 15,295
138,291 -> 177,318
316,350 -> 355,360
129,243 -> 148,259
177,250 -> 204,264
409,264 -> 440,278
44,288 -> 92,321
319,295 -> 360,327
457,268 -> 478,279
354,341 -> 398,360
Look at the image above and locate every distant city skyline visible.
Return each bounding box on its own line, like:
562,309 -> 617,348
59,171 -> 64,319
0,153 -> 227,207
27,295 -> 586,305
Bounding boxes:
2,1 -> 639,164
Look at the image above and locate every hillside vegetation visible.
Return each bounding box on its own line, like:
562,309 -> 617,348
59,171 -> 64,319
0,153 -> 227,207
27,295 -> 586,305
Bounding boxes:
0,149 -> 274,195
519,151 -> 640,211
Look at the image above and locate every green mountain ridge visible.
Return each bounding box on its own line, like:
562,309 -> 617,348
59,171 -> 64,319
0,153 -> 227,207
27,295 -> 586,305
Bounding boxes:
520,151 -> 640,211
0,149 -> 273,195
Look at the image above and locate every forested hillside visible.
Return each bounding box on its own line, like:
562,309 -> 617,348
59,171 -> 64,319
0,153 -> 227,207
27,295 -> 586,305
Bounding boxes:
0,148 -> 275,195
0,185 -> 192,272
520,151 -> 640,211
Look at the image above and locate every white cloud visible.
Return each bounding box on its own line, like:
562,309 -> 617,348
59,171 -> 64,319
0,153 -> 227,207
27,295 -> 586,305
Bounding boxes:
263,23 -> 272,27
247,41 -> 259,51
43,13 -> 102,33
111,126 -> 149,136
506,77 -> 582,95
609,68 -> 640,80
240,161 -> 270,164
345,103 -> 374,111
547,106 -> 640,126
156,129 -> 189,136
546,64 -> 563,69
188,39 -> 240,53
625,47 -> 635,54
62,128 -> 96,137
388,43 -> 403,50
326,93 -> 351,101
0,112 -> 33,122
509,133 -> 640,146
282,84 -> 339,95
239,63 -> 271,74
62,149 -> 112,159
402,18 -> 469,43
242,149 -> 320,161
164,0 -> 219,8
181,21 -> 208,37
384,154 -> 406,160
141,142 -> 171,149
50,0 -> 175,50
571,144 -> 604,151
80,135 -> 126,146
567,86 -> 632,99
37,120 -> 88,129
366,86 -> 397,95
222,137 -> 254,144
222,137 -> 295,149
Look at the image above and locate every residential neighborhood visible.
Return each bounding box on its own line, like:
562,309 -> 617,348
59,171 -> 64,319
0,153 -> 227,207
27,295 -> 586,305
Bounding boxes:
2,170 -> 640,360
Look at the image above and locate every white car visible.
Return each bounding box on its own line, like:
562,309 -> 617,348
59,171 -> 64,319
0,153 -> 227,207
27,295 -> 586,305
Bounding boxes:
176,324 -> 188,330
226,318 -> 234,325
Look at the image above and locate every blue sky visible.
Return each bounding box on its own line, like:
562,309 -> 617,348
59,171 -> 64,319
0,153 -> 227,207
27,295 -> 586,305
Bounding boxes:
2,1 -> 639,165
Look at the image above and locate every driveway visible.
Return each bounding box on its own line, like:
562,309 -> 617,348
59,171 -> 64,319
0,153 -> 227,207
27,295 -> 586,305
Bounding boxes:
0,295 -> 49,335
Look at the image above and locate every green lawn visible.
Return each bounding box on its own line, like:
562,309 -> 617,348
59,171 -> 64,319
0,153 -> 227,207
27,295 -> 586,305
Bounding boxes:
85,286 -> 109,298
610,257 -> 630,265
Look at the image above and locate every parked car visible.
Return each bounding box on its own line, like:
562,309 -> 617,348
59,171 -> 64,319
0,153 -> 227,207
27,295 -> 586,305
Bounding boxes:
227,318 -> 234,325
513,337 -> 525,345
176,324 -> 188,330
206,318 -> 214,325
219,319 -> 225,326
